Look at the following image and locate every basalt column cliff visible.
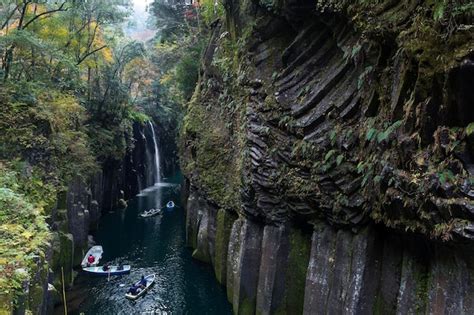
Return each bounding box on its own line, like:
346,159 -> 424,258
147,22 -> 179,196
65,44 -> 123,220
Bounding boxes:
181,1 -> 474,314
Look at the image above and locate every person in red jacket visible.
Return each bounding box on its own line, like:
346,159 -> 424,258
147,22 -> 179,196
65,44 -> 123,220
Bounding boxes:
87,254 -> 95,266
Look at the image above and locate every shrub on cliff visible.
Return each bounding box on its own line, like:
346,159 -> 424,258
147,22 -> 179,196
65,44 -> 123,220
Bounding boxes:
0,168 -> 50,311
0,82 -> 98,184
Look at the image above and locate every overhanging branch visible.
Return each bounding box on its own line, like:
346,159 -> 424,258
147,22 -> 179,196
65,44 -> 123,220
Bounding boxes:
22,2 -> 68,29
0,4 -> 20,30
76,45 -> 107,65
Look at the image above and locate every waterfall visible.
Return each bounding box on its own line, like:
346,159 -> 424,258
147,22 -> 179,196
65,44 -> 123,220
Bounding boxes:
148,121 -> 161,184
142,128 -> 153,187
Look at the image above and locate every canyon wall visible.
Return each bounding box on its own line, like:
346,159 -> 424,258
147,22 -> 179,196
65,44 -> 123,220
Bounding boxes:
181,1 -> 474,314
186,186 -> 474,314
13,122 -> 155,314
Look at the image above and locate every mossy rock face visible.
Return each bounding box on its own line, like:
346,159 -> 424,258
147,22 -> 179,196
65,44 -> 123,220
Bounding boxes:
182,0 -> 474,243
239,296 -> 257,315
57,221 -> 69,234
214,209 -> 238,285
233,220 -> 263,315
28,259 -> 49,314
227,219 -> 244,303
179,22 -> 244,213
10,269 -> 29,314
255,224 -> 288,315
273,227 -> 311,315
51,232 -> 74,288
395,246 -> 429,315
192,248 -> 211,263
185,190 -> 200,249
181,0 -> 474,313
192,207 -> 212,263
29,284 -> 44,314
73,244 -> 86,268
56,208 -> 67,220
43,196 -> 58,218
56,190 -> 68,210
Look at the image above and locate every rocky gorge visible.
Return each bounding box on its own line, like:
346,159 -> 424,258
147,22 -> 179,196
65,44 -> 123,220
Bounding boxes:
181,0 -> 474,314
8,121 -> 162,314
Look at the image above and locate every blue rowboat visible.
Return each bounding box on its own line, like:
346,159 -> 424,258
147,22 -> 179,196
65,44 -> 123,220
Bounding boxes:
82,265 -> 131,276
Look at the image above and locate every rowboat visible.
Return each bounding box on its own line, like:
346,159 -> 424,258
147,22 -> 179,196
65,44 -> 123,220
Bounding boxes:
82,265 -> 131,276
140,208 -> 163,217
125,274 -> 155,300
81,245 -> 103,268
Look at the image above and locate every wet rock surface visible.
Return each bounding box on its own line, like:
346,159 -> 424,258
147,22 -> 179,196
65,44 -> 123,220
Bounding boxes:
186,188 -> 474,315
180,0 -> 474,313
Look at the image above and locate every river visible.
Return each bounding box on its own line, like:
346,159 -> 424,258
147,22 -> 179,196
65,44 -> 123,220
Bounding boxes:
68,172 -> 232,314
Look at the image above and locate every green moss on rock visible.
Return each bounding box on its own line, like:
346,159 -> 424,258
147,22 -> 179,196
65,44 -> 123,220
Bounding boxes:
51,232 -> 74,288
274,227 -> 311,315
29,284 -> 44,314
56,190 -> 67,211
238,296 -> 256,315
179,26 -> 246,212
227,219 -> 244,303
192,248 -> 212,263
214,209 -> 237,285
414,267 -> 430,314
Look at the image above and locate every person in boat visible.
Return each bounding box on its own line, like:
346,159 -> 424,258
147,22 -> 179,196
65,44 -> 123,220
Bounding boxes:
138,275 -> 146,288
128,285 -> 138,295
102,263 -> 110,271
87,254 -> 95,266
127,282 -> 143,295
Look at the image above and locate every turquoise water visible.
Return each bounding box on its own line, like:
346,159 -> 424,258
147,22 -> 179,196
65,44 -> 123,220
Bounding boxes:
73,173 -> 232,314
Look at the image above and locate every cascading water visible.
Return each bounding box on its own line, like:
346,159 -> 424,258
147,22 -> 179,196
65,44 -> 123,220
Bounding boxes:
143,127 -> 154,187
148,121 -> 161,184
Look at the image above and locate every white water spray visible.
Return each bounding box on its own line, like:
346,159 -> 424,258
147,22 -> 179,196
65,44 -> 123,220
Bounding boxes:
148,121 -> 161,184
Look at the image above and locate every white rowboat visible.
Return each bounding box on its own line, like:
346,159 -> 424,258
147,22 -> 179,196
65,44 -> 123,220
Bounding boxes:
81,245 -> 103,268
140,208 -> 163,218
82,265 -> 131,276
125,274 -> 155,300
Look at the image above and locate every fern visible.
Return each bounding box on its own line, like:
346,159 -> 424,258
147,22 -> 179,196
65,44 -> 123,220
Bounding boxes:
433,1 -> 445,21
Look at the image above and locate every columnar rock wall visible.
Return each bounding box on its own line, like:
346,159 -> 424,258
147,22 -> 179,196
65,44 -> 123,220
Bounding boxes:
185,187 -> 474,314
181,1 -> 474,313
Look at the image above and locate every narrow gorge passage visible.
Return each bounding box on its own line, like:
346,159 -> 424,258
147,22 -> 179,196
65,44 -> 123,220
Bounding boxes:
66,172 -> 231,314
61,117 -> 231,313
